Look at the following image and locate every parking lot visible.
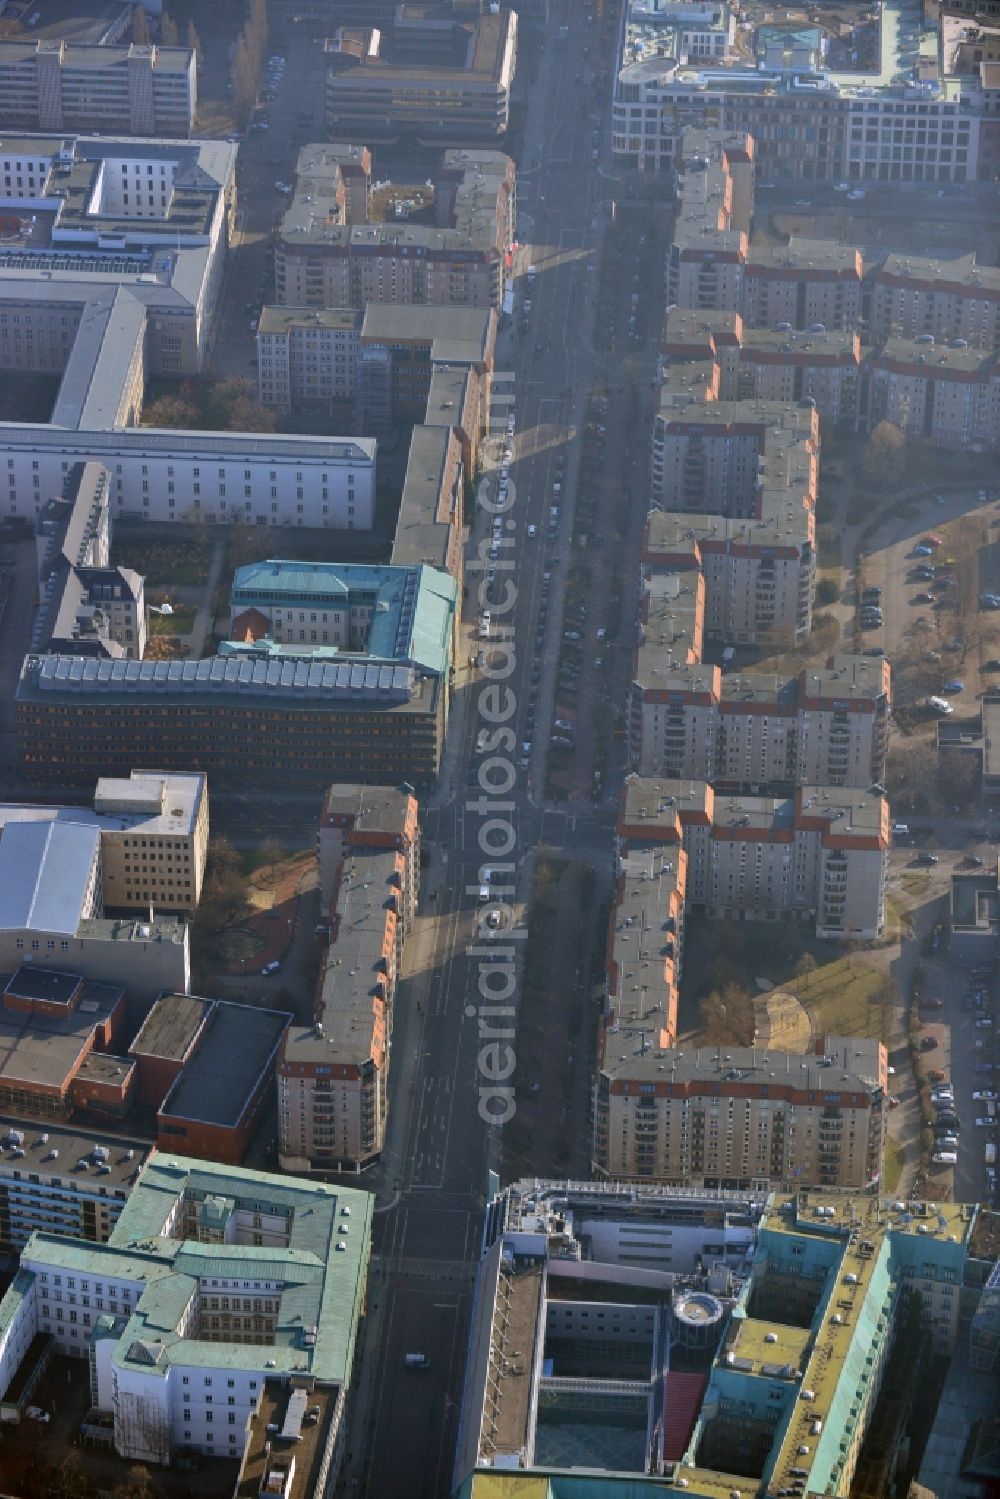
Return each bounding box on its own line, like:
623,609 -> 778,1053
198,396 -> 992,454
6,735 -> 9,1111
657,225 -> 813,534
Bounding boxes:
914,946 -> 998,1205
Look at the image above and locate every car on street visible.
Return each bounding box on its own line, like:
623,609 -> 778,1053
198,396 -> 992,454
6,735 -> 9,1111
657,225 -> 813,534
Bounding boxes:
914,543 -> 934,556
976,1063 -> 996,1072
982,594 -> 1000,610
965,855 -> 985,867
943,679 -> 965,694
912,566 -> 935,580
976,1117 -> 996,1127
864,647 -> 885,657
260,960 -> 280,976
527,524 -> 537,537
973,1090 -> 997,1101
916,851 -> 939,864
920,998 -> 944,1009
976,1017 -> 994,1028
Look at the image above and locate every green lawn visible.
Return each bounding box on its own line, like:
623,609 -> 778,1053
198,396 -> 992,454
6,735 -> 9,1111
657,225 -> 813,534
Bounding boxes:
148,605 -> 196,636
883,1134 -> 905,1193
792,956 -> 891,1041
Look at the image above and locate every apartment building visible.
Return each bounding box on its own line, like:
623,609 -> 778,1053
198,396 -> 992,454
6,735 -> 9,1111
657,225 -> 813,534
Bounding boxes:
868,252 -> 1000,349
34,561 -> 146,660
318,782 -> 419,923
276,141 -> 515,311
632,651 -> 892,789
256,307 -> 364,416
0,41 -> 196,137
0,1156 -> 371,1477
278,844 -> 410,1173
593,1043 -> 888,1189
257,301 -> 494,441
0,1123 -> 148,1250
666,130 -> 753,312
869,337 -> 1000,449
0,770 -> 208,916
324,7 -> 518,146
651,395 -> 817,515
742,240 -> 864,332
391,423 -> 467,585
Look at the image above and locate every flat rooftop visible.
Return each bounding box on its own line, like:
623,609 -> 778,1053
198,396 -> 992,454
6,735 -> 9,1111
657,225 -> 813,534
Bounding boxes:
0,1115 -> 146,1191
236,1382 -> 339,1499
129,993 -> 211,1063
0,971 -> 123,1095
158,1001 -> 290,1130
257,306 -> 364,337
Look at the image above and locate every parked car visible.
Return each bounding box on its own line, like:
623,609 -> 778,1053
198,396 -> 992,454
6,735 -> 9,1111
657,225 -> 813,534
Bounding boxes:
260,960 -> 280,976
916,851 -> 940,865
943,680 -> 965,694
921,1035 -> 939,1050
973,1090 -> 997,1101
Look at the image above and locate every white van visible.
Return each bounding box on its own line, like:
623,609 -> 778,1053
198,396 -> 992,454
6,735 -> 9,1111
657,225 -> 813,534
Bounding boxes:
404,1353 -> 430,1369
932,1150 -> 958,1165
892,823 -> 910,836
928,696 -> 953,715
478,885 -> 490,903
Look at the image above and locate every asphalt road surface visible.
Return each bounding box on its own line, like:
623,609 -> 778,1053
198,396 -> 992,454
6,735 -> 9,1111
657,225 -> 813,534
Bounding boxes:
339,10 -> 626,1498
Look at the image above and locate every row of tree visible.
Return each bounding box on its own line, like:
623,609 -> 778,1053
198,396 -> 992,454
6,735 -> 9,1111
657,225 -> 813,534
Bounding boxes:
143,376 -> 277,434
230,0 -> 270,127
130,5 -> 201,60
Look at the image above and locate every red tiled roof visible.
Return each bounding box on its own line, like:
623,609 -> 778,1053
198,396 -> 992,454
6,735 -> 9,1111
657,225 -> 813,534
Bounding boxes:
663,1371 -> 708,1461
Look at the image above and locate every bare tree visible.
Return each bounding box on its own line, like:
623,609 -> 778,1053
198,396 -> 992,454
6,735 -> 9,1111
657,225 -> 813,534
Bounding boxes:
130,6 -> 151,44
186,18 -> 203,68
160,9 -> 179,45
863,421 -> 906,490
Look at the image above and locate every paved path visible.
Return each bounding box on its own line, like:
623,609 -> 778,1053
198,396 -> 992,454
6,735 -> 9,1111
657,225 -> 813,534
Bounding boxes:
186,533 -> 227,658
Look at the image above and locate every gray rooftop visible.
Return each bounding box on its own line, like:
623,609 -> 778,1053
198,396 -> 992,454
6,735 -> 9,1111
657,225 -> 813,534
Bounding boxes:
158,1000 -> 291,1129
0,819 -> 100,935
0,1117 -> 147,1192
129,993 -> 211,1063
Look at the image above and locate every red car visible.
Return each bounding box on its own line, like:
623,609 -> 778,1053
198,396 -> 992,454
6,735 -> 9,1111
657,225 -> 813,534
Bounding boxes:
924,534 -> 944,547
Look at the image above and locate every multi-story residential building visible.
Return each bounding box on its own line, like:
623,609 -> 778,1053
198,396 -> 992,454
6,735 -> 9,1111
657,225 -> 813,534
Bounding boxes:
631,652 -> 892,789
618,774 -> 890,939
34,561 -> 146,660
279,782 -> 420,1173
278,845 -> 410,1173
742,240 -> 865,332
613,0 -> 981,183
257,300 -> 494,439
0,1156 -> 371,1478
651,396 -> 817,517
868,252 -> 1000,349
0,770 -> 209,916
324,7 -> 517,145
869,336 -> 1000,448
0,41 -> 197,137
0,1123 -> 149,1249
276,141 -> 515,311
256,307 -> 365,416
318,782 -> 420,921
391,423 -> 467,584
594,1041 -> 888,1189
666,130 -> 753,312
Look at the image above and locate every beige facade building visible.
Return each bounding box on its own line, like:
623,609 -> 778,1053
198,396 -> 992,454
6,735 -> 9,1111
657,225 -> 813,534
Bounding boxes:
256,307 -> 365,415
593,1041 -> 889,1190
869,337 -> 1000,451
666,130 -> 753,313
0,40 -> 196,138
868,252 -> 1000,349
93,771 -> 209,915
742,240 -> 864,332
0,770 -> 208,916
631,653 -> 892,789
276,142 -> 514,312
278,785 -> 419,1173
